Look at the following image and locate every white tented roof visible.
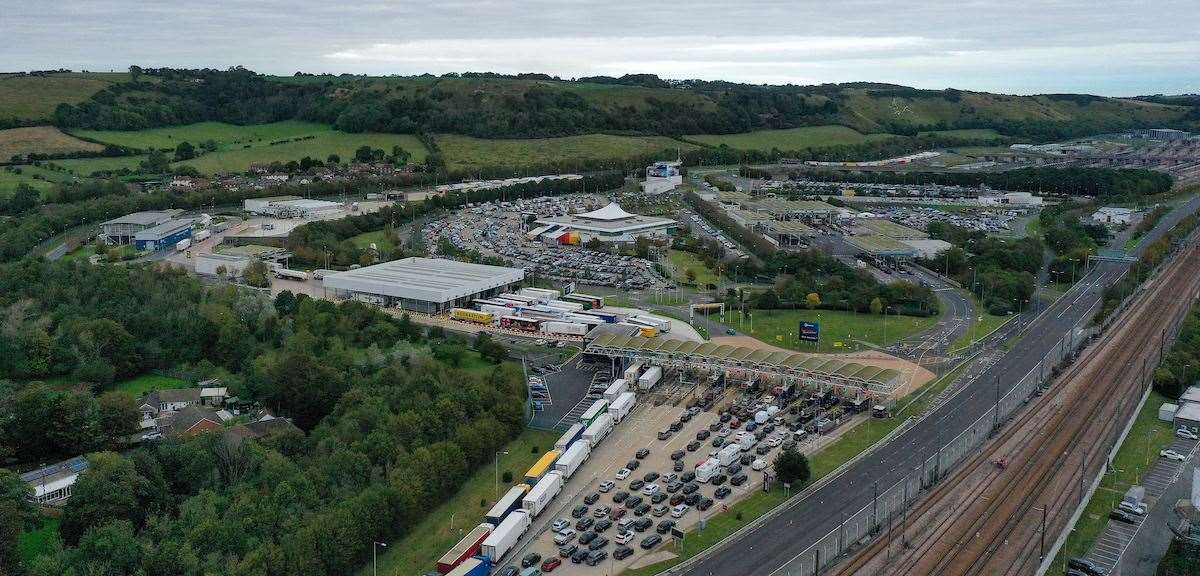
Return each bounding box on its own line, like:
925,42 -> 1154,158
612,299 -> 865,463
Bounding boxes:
323,257 -> 524,303
577,202 -> 638,221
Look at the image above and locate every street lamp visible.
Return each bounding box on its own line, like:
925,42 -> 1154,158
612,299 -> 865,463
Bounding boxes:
495,450 -> 510,498
373,541 -> 387,576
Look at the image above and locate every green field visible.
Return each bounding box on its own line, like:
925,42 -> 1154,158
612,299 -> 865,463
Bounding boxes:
667,249 -> 720,287
364,428 -> 561,576
347,230 -> 395,253
0,72 -> 135,121
71,120 -> 332,151
0,164 -> 75,194
0,126 -> 103,160
18,516 -> 60,565
1052,391 -> 1178,570
685,125 -> 897,152
180,131 -> 426,174
725,308 -> 940,353
917,128 -> 1003,141
50,154 -> 146,175
112,373 -> 190,395
435,133 -> 695,171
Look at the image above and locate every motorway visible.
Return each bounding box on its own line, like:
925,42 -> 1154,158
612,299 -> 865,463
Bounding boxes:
678,194 -> 1200,576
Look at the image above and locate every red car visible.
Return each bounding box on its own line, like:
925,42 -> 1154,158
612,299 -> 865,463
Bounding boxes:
609,507 -> 627,521
542,557 -> 562,572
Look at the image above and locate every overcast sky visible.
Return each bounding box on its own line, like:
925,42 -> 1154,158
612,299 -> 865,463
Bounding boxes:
3,0 -> 1197,95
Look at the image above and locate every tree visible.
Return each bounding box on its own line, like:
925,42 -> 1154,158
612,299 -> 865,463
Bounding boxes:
805,292 -> 821,310
870,297 -> 884,316
755,289 -> 780,310
685,269 -> 697,284
326,153 -> 341,165
0,469 -> 34,574
174,141 -> 196,161
128,65 -> 142,82
60,452 -> 149,544
353,145 -> 375,163
389,145 -> 411,165
139,148 -> 171,173
97,391 -> 139,446
5,182 -> 40,214
773,447 -> 811,486
243,260 -> 272,288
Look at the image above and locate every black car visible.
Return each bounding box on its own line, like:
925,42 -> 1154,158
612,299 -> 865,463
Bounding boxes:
657,430 -> 672,440
1109,509 -> 1137,524
712,437 -> 725,447
670,493 -> 686,506
756,444 -> 772,455
1067,558 -> 1107,575
740,453 -> 754,465
630,479 -> 645,491
714,486 -> 732,499
684,493 -> 701,506
730,473 -> 748,486
613,491 -> 629,503
585,550 -> 607,566
578,531 -> 598,545
576,517 -> 595,531
696,429 -> 711,440
651,492 -> 667,504
670,450 -> 686,461
558,544 -> 578,558
636,448 -> 650,459
498,567 -> 520,576
708,422 -> 722,432
720,412 -> 732,423
669,421 -> 683,432
625,496 -> 644,509
680,411 -> 692,423
521,553 -> 542,568
656,520 -> 676,534
687,440 -> 701,452
682,482 -> 699,494
727,463 -> 742,475
572,505 -> 589,518
666,480 -> 683,493
584,492 -> 600,505
589,536 -> 609,551
643,472 -> 660,482
641,534 -> 663,549
697,497 -> 714,511
711,474 -> 728,486
634,502 -> 651,516
613,545 -> 634,560
571,548 -> 590,564
681,471 -> 696,483
633,517 -> 653,532
594,519 -> 613,532
626,459 -> 641,471
763,424 -> 776,434
673,460 -> 684,472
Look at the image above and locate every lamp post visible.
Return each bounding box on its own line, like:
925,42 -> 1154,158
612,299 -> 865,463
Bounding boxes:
373,541 -> 387,576
495,450 -> 510,498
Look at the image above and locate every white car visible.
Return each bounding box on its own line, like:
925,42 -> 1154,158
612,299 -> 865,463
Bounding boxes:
1118,501 -> 1146,515
717,428 -> 732,438
536,339 -> 548,346
551,518 -> 571,533
615,531 -> 635,545
642,484 -> 660,496
553,528 -> 577,545
670,504 -> 690,518
598,480 -> 615,493
1177,428 -> 1199,440
615,468 -> 632,480
1161,449 -> 1187,462
751,459 -> 768,471
767,436 -> 783,448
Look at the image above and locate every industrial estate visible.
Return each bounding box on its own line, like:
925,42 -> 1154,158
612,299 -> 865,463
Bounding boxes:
3,14 -> 1200,576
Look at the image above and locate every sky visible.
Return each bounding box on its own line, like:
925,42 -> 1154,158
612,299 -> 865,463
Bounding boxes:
3,0 -> 1198,96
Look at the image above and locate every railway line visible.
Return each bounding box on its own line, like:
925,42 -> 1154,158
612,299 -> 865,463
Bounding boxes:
833,240 -> 1200,576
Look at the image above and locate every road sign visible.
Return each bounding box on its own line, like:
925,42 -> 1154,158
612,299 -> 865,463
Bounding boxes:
671,528 -> 686,539
799,321 -> 820,343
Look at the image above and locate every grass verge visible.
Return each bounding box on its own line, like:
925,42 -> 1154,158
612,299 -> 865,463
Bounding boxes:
18,516 -> 60,565
112,374 -> 190,395
722,308 -> 940,353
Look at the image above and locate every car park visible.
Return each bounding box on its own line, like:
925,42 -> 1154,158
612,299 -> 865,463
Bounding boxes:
576,517 -> 594,531
554,529 -> 577,545
613,491 -> 629,503
572,505 -> 589,518
584,492 -> 600,505
641,534 -> 663,549
521,553 -> 542,568
599,480 -> 615,493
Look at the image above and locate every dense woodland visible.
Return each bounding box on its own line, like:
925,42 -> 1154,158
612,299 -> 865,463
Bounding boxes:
0,259 -> 526,576
921,222 -> 1043,315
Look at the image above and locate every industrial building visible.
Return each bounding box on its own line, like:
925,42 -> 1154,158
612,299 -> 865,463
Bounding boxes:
195,253 -> 251,277
641,160 -> 682,194
533,202 -> 677,243
244,196 -> 343,218
1092,207 -> 1135,225
133,219 -> 194,251
100,210 -> 182,245
323,257 -> 525,313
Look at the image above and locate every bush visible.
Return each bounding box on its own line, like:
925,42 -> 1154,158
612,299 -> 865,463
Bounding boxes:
502,470 -> 513,483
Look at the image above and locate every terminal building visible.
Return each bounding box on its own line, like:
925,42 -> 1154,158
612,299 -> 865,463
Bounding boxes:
134,219 -> 194,251
323,257 -> 525,313
533,202 -> 677,243
100,210 -> 182,245
244,196 -> 343,218
641,161 -> 682,194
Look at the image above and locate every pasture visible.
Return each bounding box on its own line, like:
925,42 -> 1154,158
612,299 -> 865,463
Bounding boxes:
0,126 -> 103,160
71,120 -> 333,151
0,72 -> 134,121
685,125 -> 897,152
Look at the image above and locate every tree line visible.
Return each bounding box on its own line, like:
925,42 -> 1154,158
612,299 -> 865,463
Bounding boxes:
920,221 -> 1043,315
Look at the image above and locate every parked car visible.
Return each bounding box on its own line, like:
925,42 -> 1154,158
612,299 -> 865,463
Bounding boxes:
599,480 -> 615,493
697,429 -> 711,440
585,550 -> 607,566
593,506 -> 611,518
651,492 -> 668,504
643,484 -> 660,496
1161,449 -> 1187,462
625,496 -> 644,509
571,548 -> 589,564
682,482 -> 699,494
1067,557 -> 1108,575
643,472 -> 660,482
576,517 -> 594,531
652,504 -> 669,517
641,534 -> 663,549
636,448 -> 650,459
615,531 -> 635,545
727,463 -> 742,475
667,480 -> 684,493
1177,427 -> 1199,440
521,553 -> 542,568
630,479 -> 645,491
572,505 -> 589,518
712,437 -> 725,447
614,545 -> 634,560
589,536 -> 609,551
684,493 -> 701,506
554,529 -> 577,545
715,486 -> 732,499
594,519 -> 613,532
673,460 -> 685,472
551,518 -> 570,533
541,557 -> 562,572
626,459 -> 641,471
681,471 -> 696,483
711,474 -> 728,486
1118,501 -> 1146,515
578,531 -> 598,545
657,430 -> 672,440
497,566 -> 519,576
656,519 -> 676,534
635,502 -> 652,516
752,459 -> 768,471
671,450 -> 686,461
616,468 -> 631,480
558,544 -> 578,558
740,453 -> 754,465
1109,509 -> 1137,524
731,473 -> 748,486
584,492 -> 601,505
609,508 -> 626,521
613,491 -> 629,503
633,517 -> 653,532
698,497 -> 714,511
687,440 -> 702,452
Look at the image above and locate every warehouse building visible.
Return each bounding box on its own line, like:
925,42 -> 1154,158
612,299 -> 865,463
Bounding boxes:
195,253 -> 251,277
100,210 -> 182,245
134,219 -> 193,252
244,196 -> 343,218
534,202 -> 677,243
323,257 -> 525,313
641,160 -> 682,194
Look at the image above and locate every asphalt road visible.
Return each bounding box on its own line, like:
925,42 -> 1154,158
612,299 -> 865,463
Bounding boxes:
680,194 -> 1200,576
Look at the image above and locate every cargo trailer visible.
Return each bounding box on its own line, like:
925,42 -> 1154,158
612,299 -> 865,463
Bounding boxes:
632,315 -> 671,333
603,379 -> 628,402
192,229 -> 212,243
624,363 -> 644,382
498,293 -> 537,305
581,412 -> 614,447
579,399 -> 609,427
554,423 -> 585,452
175,238 -> 192,252
451,308 -> 494,324
554,442 -> 590,480
445,556 -> 491,576
638,366 -> 663,391
520,287 -> 561,300
481,510 -> 530,563
576,310 -> 618,323
564,314 -> 604,326
562,293 -> 604,309
485,485 -> 529,526
500,316 -> 543,333
524,451 -> 560,486
696,459 -> 721,483
437,524 -> 493,573
546,300 -> 585,312
543,321 -> 588,336
608,392 -> 636,423
716,444 -> 742,467
273,268 -> 309,281
522,471 -> 564,517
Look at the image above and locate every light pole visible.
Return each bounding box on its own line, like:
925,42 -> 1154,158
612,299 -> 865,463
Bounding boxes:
373,541 -> 387,576
495,450 -> 510,498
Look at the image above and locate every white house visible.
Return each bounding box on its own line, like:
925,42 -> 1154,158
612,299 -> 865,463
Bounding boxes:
1092,207 -> 1135,225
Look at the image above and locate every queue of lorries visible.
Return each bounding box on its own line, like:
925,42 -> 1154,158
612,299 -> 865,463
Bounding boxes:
431,367 -> 654,575
449,287 -> 670,339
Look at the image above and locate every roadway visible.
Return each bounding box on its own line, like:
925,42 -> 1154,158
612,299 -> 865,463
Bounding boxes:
677,194 -> 1200,576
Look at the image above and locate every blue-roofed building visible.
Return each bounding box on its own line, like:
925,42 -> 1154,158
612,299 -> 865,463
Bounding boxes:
134,219 -> 193,252
20,456 -> 89,504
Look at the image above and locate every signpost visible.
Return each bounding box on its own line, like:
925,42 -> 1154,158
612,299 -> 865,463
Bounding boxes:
799,321 -> 820,344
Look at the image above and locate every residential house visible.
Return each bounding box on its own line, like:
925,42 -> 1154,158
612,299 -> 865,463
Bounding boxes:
20,456 -> 89,505
139,388 -> 202,420
157,405 -> 223,437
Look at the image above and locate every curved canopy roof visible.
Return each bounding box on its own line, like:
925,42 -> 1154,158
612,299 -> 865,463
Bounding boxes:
577,202 -> 638,221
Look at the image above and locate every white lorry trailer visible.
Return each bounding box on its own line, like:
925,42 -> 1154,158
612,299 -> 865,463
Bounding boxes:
603,379 -> 628,402
607,392 -> 636,423
481,509 -> 530,562
522,471 -> 564,517
581,412 -> 614,447
554,442 -> 590,480
638,366 -> 663,391
624,362 -> 643,382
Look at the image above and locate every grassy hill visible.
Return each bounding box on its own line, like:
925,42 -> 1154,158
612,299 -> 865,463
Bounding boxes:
0,126 -> 103,160
686,125 -> 899,152
436,133 -> 693,171
0,72 -> 139,123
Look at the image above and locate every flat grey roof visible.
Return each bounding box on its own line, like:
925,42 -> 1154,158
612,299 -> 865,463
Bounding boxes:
324,257 -> 525,303
535,213 -> 676,233
102,211 -> 174,226
134,219 -> 194,240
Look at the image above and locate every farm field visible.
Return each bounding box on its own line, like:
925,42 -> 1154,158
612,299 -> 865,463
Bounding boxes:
0,72 -> 135,122
362,427 -> 561,576
179,131 -> 427,174
50,154 -> 146,175
0,164 -> 75,194
685,125 -> 897,151
112,373 -> 191,395
435,133 -> 695,171
70,120 -> 334,151
0,126 -> 103,160
722,308 -> 940,353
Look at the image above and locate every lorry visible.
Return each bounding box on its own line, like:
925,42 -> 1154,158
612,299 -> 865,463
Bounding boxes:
608,392 -> 636,423
445,556 -> 491,576
522,471 -> 564,517
554,441 -> 590,480
524,451 -> 561,486
273,268 -> 309,281
716,444 -> 742,467
437,524 -> 493,573
603,379 -> 628,402
624,362 -> 643,382
1122,485 -> 1145,510
192,229 -> 212,243
175,238 -> 192,252
579,399 -> 610,427
633,315 -> 671,333
485,485 -> 530,526
543,321 -> 588,336
481,510 -> 530,563
696,459 -> 721,483
554,423 -> 585,452
451,308 -> 495,325
638,366 -> 663,391
581,412 -> 614,447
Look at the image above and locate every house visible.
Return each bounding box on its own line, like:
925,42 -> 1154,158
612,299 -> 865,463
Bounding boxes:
1092,207 -> 1135,225
157,405 -> 223,437
139,388 -> 203,419
198,380 -> 228,406
20,456 -> 89,504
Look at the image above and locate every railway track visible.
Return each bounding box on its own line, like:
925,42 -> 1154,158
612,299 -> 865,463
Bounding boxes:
834,241 -> 1200,576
